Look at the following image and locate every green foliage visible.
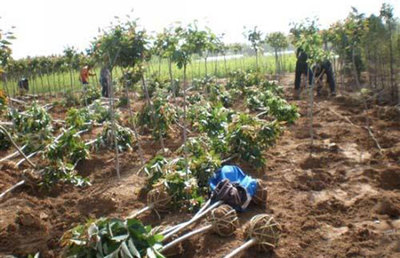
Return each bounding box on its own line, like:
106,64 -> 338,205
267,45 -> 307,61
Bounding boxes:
96,122 -> 135,152
0,20 -> 15,67
145,156 -> 204,210
45,129 -> 89,164
41,161 -> 90,187
227,114 -> 281,168
90,100 -> 118,123
117,96 -> 129,107
66,108 -> 92,130
144,76 -> 169,99
8,102 -> 53,151
245,26 -> 264,54
226,69 -> 263,92
188,102 -> 234,139
266,32 -> 289,51
83,84 -> 101,105
62,217 -> 164,258
137,95 -> 177,139
177,136 -> 222,189
10,102 -> 52,134
64,90 -> 80,107
246,88 -> 299,123
0,130 -> 11,150
91,17 -> 149,69
0,89 -> 7,113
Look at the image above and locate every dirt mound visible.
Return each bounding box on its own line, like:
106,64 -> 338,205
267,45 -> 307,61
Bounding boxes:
77,194 -> 118,217
293,169 -> 333,191
374,197 -> 400,218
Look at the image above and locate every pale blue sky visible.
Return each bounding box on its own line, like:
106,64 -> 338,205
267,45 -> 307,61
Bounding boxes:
1,0 -> 399,59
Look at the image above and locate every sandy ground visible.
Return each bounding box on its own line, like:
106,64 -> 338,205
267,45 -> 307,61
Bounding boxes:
1,74 -> 400,257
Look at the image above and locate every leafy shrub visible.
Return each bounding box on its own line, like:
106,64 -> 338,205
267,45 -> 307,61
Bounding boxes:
41,161 -> 90,187
61,217 -> 164,258
0,89 -> 7,113
45,128 -> 89,164
144,156 -> 204,210
64,90 -> 80,107
96,122 -> 135,152
227,113 -> 281,168
8,102 -> 53,151
10,102 -> 52,134
137,95 -> 177,139
66,108 -> 92,130
246,89 -> 299,123
83,84 -> 101,105
226,69 -> 263,91
0,130 -> 11,150
188,103 -> 234,138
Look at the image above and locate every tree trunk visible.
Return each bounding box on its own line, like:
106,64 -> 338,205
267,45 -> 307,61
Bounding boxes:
352,46 -> 361,88
274,49 -> 279,81
182,64 -> 189,178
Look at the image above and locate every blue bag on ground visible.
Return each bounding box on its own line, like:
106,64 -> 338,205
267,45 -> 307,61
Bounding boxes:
209,165 -> 258,211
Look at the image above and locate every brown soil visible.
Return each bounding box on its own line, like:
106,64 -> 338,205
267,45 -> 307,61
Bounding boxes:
1,74 -> 400,257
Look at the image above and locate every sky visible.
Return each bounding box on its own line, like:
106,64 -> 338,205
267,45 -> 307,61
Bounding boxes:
1,0 -> 399,59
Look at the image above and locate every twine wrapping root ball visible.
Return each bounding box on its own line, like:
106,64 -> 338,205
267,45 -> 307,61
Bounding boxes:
147,185 -> 172,213
209,204 -> 239,237
252,180 -> 268,208
245,214 -> 281,251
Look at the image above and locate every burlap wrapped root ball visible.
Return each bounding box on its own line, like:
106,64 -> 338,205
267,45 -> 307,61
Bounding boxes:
245,214 -> 281,251
208,204 -> 239,237
147,185 -> 172,213
252,180 -> 268,208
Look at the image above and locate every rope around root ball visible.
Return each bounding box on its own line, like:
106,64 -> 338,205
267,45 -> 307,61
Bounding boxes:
146,185 -> 172,213
245,214 -> 281,251
252,180 -> 268,207
208,204 -> 239,237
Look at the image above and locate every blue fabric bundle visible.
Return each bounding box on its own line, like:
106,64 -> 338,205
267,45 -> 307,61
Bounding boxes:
209,165 -> 258,211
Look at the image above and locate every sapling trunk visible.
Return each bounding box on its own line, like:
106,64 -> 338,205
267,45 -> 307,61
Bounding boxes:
0,180 -> 25,199
223,214 -> 281,258
162,225 -> 212,252
168,59 -> 177,105
182,65 -> 189,178
204,57 -> 208,77
352,46 -> 361,88
46,67 -> 52,96
274,49 -> 279,81
162,204 -> 237,253
0,125 -> 36,168
69,68 -> 73,91
224,239 -> 257,258
109,69 -> 120,179
214,54 -> 218,76
161,199 -> 211,236
223,54 -> 228,75
0,145 -> 27,162
141,74 -> 165,153
162,200 -> 223,241
124,82 -> 145,166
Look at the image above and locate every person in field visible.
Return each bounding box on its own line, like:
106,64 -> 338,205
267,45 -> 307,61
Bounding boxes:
314,60 -> 336,97
100,65 -> 111,97
294,48 -> 313,99
79,65 -> 94,86
17,78 -> 29,95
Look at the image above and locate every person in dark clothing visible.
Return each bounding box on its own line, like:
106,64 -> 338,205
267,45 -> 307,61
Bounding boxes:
100,65 -> 111,97
294,48 -> 313,98
18,78 -> 29,94
314,60 -> 336,96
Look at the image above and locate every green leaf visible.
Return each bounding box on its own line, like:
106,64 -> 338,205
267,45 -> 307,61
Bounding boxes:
120,242 -> 134,258
127,238 -> 141,258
